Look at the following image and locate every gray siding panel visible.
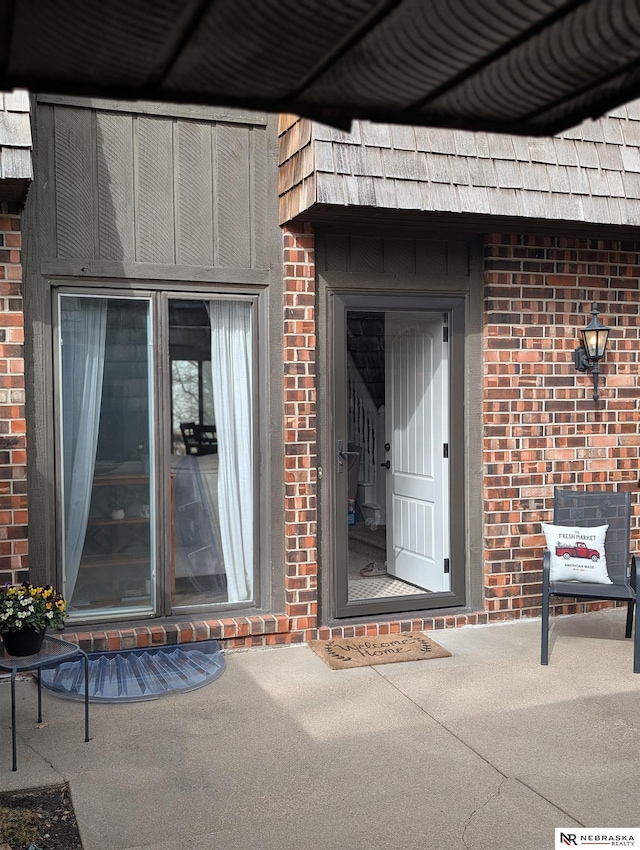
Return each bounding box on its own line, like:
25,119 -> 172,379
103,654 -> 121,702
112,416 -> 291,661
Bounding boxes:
383,238 -> 415,274
136,116 -> 175,264
175,120 -> 214,267
96,111 -> 135,261
250,125 -> 270,270
216,124 -> 251,269
34,104 -> 56,258
39,101 -> 270,273
416,240 -> 447,276
447,241 -> 470,277
324,234 -> 348,271
350,237 -> 383,273
319,235 -> 470,280
55,107 -> 96,259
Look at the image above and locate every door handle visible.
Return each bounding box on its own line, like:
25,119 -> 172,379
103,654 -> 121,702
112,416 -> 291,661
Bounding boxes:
337,440 -> 360,473
381,460 -> 390,469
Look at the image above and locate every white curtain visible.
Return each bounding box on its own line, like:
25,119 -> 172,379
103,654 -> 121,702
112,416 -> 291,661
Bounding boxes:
61,297 -> 108,602
207,301 -> 253,602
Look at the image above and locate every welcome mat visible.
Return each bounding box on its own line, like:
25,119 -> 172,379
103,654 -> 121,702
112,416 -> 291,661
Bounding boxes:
308,632 -> 451,670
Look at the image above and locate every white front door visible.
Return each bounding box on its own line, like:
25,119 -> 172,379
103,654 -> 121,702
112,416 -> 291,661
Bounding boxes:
385,313 -> 450,592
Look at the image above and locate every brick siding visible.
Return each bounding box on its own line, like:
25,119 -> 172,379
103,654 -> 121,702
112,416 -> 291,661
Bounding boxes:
12,221 -> 640,652
484,233 -> 640,622
0,201 -> 28,586
282,223 -> 318,637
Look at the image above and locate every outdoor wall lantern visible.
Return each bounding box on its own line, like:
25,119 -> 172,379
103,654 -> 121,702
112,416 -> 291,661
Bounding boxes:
573,302 -> 610,402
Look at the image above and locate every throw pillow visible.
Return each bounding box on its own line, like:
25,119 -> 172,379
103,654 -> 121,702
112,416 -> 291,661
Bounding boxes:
541,522 -> 611,584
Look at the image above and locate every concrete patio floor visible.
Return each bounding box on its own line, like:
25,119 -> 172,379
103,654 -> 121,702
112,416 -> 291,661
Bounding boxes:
0,609 -> 638,850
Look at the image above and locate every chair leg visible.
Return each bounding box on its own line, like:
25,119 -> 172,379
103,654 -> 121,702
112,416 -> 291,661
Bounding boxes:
626,600 -> 634,639
541,554 -> 550,666
632,557 -> 640,673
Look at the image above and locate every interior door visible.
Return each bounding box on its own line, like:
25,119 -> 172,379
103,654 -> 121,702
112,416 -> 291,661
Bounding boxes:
385,313 -> 450,592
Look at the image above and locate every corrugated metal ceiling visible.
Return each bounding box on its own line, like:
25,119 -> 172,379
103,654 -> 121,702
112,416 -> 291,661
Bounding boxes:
1,0 -> 640,135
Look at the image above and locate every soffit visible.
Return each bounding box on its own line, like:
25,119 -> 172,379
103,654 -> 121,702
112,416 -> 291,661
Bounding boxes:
1,0 -> 640,136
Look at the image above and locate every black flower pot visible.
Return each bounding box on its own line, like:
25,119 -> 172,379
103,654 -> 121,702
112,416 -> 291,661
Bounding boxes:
1,627 -> 46,657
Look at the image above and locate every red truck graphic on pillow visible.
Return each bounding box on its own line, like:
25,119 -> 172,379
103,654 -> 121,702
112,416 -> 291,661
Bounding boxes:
555,541 -> 600,561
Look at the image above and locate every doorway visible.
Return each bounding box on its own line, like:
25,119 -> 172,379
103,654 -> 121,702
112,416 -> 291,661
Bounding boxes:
332,294 -> 466,618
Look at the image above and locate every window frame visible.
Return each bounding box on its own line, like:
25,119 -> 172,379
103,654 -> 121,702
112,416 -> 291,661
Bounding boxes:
51,283 -> 270,625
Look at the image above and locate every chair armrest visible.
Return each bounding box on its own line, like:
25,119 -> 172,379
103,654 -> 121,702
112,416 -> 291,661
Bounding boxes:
632,554 -> 640,592
543,549 -> 551,586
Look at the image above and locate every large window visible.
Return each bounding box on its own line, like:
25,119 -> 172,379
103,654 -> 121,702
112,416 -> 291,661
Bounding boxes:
57,292 -> 256,621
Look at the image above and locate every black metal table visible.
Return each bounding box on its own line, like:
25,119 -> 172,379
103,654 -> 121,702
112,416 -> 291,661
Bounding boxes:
0,635 -> 90,771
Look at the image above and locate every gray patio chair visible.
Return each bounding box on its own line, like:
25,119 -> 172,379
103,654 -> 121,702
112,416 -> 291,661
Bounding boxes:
541,488 -> 640,673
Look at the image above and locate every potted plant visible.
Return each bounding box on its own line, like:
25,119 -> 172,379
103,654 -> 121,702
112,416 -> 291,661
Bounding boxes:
109,487 -> 129,520
0,583 -> 67,656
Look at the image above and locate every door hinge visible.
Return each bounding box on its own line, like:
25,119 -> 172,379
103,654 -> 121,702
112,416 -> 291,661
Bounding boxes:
443,443 -> 449,458
443,325 -> 449,343
444,558 -> 450,574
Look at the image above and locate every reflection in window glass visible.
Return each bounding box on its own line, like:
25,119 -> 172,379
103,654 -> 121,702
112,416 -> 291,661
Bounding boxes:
171,360 -> 215,454
59,296 -> 153,616
170,300 -> 254,607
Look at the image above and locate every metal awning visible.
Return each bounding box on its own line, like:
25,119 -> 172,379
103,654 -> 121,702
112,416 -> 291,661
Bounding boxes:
1,0 -> 640,135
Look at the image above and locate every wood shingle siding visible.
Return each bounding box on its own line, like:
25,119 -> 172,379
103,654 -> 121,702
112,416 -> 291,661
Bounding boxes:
279,100 -> 640,226
0,90 -> 32,201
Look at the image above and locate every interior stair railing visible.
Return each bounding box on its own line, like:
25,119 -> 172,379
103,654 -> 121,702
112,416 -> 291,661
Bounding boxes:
347,354 -> 379,499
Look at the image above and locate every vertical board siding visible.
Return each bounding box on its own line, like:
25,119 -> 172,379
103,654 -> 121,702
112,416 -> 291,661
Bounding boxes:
250,125 -> 269,269
175,120 -> 214,267
324,234 -> 348,271
43,102 -> 270,274
416,240 -> 447,275
136,115 -> 175,264
34,104 -> 57,259
54,107 -> 96,259
447,240 -> 471,276
96,111 -> 135,261
216,123 -> 251,269
320,236 -> 470,279
349,236 -> 383,272
383,238 -> 415,274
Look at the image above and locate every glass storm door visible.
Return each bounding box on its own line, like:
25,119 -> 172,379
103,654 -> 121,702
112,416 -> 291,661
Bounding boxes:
58,293 -> 255,622
333,296 -> 458,618
168,298 -> 254,609
59,295 -> 154,617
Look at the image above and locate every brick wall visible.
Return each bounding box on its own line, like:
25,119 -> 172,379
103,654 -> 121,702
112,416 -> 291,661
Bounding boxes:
0,201 -> 28,585
59,229 -> 640,652
282,223 -> 318,637
484,233 -> 640,621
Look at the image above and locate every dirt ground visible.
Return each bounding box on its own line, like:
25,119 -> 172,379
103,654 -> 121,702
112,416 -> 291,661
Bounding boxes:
0,784 -> 82,849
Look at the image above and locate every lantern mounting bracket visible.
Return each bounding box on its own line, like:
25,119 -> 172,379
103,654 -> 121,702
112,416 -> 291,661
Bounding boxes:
573,302 -> 609,402
573,346 -> 589,373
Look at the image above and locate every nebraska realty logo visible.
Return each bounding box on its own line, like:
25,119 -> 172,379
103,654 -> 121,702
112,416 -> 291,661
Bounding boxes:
555,829 -> 639,847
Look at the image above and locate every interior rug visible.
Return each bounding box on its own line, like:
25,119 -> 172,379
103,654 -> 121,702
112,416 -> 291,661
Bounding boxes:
308,631 -> 451,670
